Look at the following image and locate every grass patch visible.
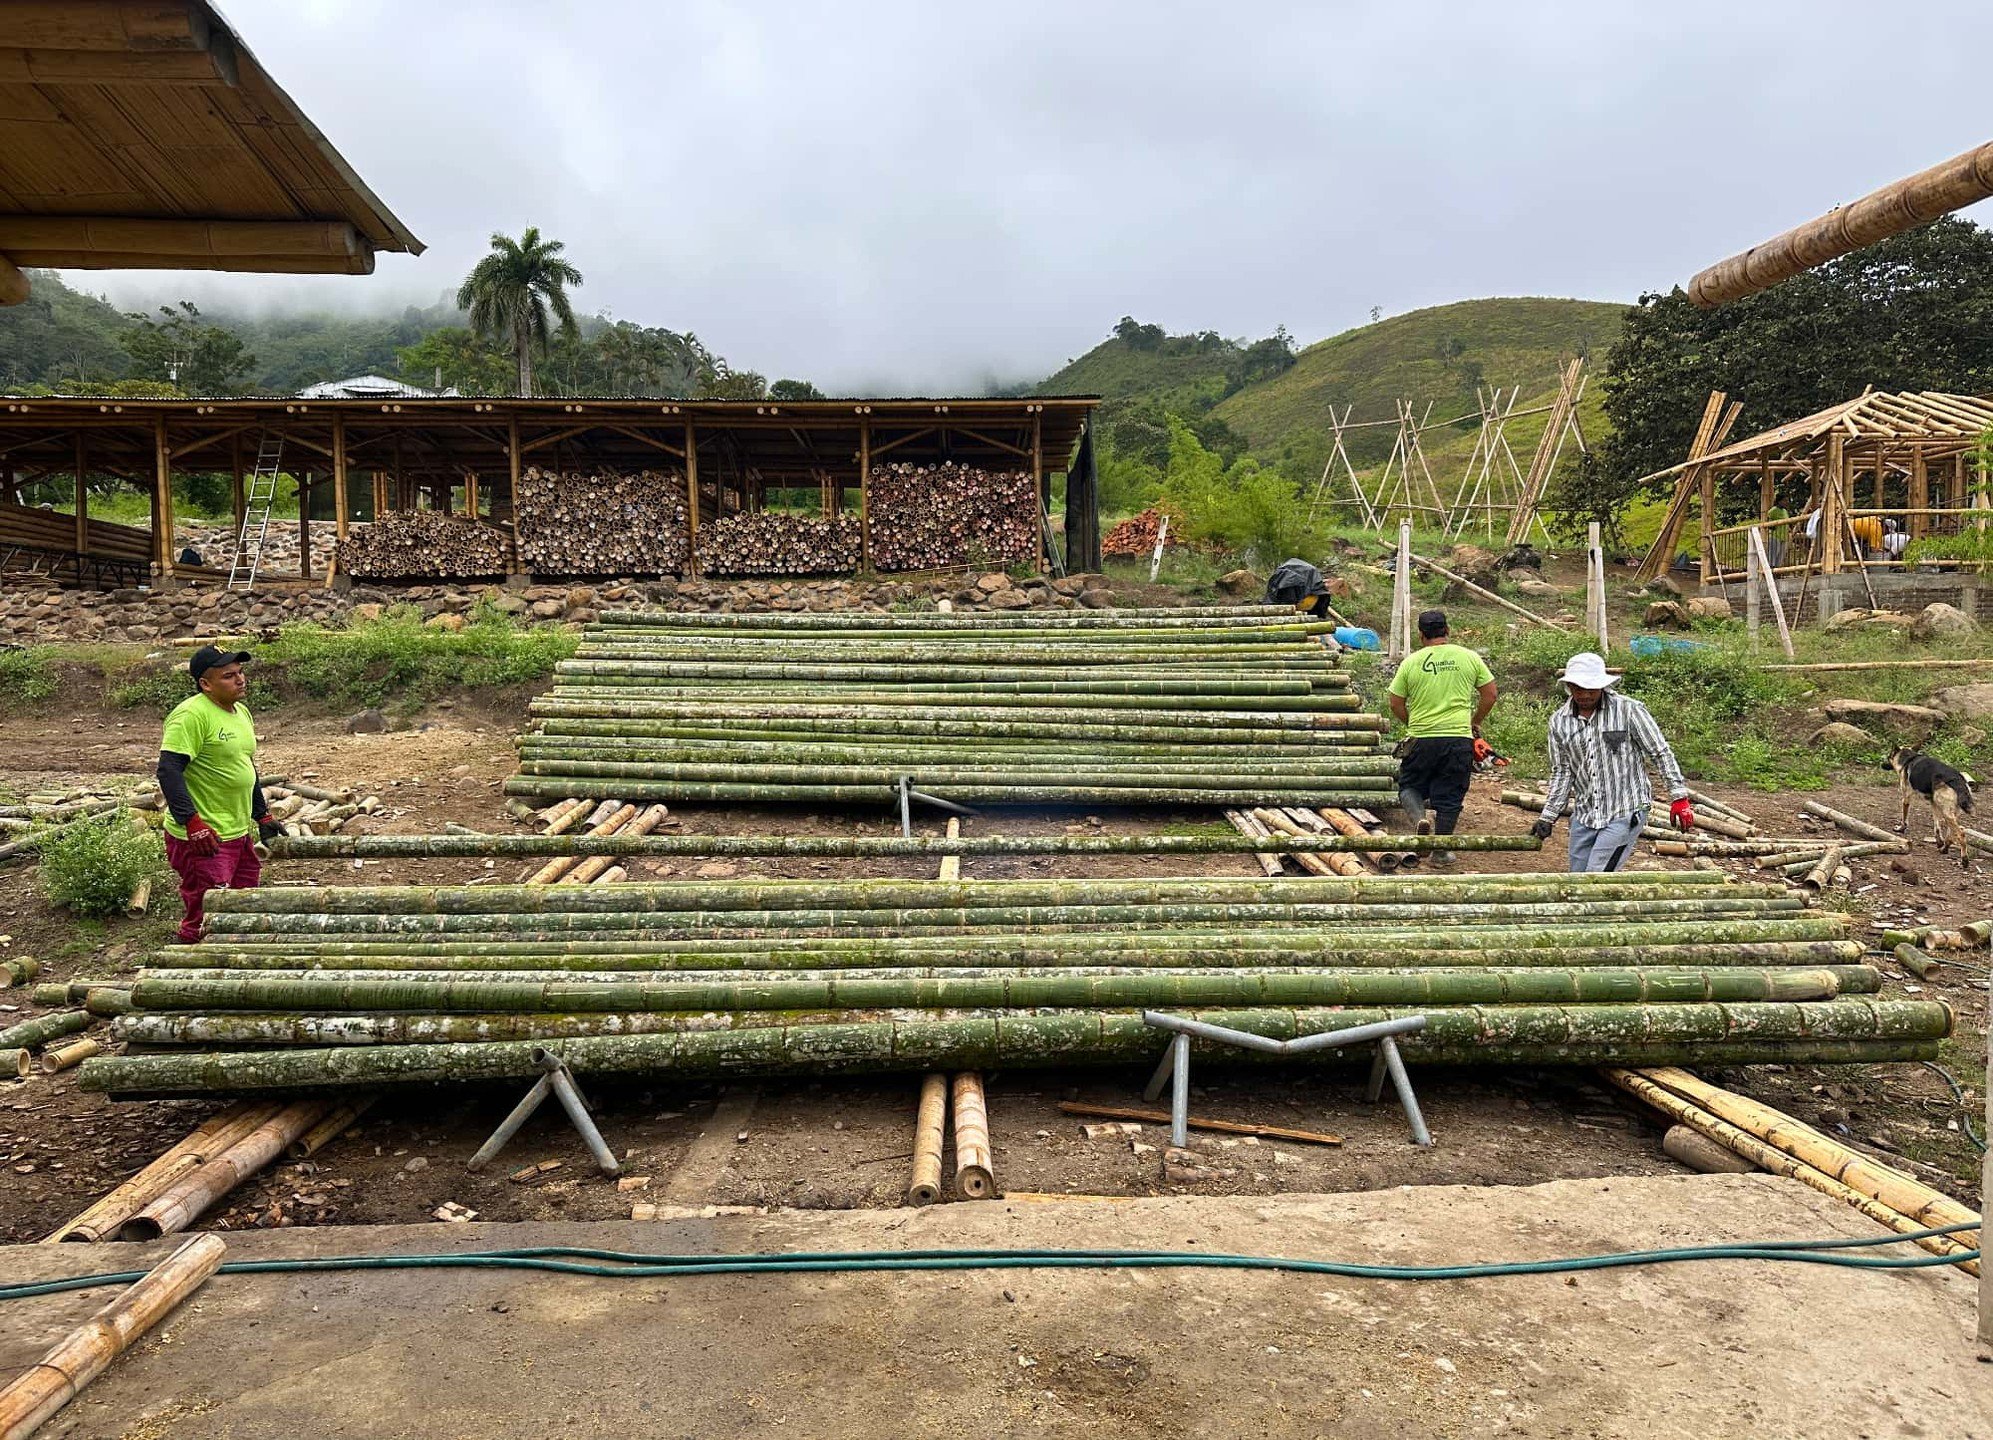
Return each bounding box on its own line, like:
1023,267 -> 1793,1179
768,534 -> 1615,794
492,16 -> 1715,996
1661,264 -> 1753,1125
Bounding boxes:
38,813 -> 164,917
0,646 -> 57,704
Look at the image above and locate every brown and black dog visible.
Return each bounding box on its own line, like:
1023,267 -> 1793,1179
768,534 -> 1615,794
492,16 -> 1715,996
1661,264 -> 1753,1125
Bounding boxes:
1886,747 -> 1975,866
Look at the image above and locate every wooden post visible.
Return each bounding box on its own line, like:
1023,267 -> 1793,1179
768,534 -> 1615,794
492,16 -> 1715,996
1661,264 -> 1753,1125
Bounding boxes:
1697,455 -> 1715,587
331,414 -> 348,541
507,410 -> 524,577
466,471 -> 480,519
1758,455 -> 1773,517
153,415 -> 175,578
684,419 -> 700,576
1031,410 -> 1045,573
1821,433 -> 1845,575
230,431 -> 245,538
1586,521 -> 1606,649
856,416 -> 870,573
1745,529 -> 1761,641
1389,520 -> 1413,661
1909,447 -> 1929,541
297,475 -> 312,581
72,429 -> 87,557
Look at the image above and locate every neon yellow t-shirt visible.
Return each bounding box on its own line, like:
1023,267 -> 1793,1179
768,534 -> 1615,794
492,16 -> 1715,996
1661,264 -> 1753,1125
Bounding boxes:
1387,643 -> 1493,738
161,694 -> 259,841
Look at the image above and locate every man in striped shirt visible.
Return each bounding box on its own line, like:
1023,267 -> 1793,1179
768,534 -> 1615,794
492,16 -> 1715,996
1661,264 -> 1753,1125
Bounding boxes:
1528,653 -> 1695,872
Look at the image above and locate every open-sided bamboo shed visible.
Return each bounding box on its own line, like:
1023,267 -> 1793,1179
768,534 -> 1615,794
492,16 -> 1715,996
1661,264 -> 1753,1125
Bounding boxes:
0,0 -> 423,303
0,395 -> 1103,585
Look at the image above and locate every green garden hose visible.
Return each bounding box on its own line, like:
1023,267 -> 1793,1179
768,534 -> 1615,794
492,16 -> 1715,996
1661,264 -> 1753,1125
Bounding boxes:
0,1223 -> 1977,1305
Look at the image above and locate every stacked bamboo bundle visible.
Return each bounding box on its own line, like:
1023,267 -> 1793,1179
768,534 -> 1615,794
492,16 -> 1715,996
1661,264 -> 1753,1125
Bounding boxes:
73,871 -> 1950,1096
504,607 -> 1397,809
516,467 -> 690,576
335,512 -> 510,580
867,462 -> 1036,572
1102,508 -> 1175,558
695,512 -> 861,576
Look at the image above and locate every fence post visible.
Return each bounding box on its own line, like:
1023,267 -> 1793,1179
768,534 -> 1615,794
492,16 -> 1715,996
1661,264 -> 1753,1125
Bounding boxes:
1745,531 -> 1761,642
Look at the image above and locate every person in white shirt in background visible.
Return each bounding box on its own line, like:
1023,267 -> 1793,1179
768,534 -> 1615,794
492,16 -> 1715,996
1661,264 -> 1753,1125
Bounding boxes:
1529,653 -> 1696,872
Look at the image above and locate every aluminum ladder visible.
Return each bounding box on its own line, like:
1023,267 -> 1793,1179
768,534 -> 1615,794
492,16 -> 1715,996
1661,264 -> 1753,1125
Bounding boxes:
226,433 -> 285,590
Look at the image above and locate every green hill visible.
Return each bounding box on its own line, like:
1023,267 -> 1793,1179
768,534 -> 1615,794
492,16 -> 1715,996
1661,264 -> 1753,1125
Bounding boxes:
1037,329 -> 1244,411
1216,297 -> 1626,462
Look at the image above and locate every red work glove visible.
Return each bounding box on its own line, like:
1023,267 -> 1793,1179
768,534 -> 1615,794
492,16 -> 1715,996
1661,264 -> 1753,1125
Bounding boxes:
184,815 -> 220,857
1669,799 -> 1696,833
1472,738 -> 1495,765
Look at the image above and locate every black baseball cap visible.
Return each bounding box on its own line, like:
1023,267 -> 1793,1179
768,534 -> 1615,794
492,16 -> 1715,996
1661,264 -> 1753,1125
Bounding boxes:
1417,609 -> 1449,639
189,645 -> 251,682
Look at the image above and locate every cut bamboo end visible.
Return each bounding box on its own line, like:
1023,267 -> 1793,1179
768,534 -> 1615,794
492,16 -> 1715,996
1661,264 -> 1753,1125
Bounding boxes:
0,1233 -> 227,1440
2,1047 -> 27,1079
50,1100 -> 282,1244
907,1071 -> 947,1206
950,1071 -> 995,1200
1660,1124 -> 1756,1175
41,1038 -> 102,1073
118,1099 -> 335,1241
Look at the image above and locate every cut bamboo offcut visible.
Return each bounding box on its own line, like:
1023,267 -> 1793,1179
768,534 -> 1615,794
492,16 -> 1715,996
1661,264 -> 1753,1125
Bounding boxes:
48,1101 -> 282,1244
119,1100 -> 335,1241
951,1071 -> 994,1199
908,1072 -> 948,1206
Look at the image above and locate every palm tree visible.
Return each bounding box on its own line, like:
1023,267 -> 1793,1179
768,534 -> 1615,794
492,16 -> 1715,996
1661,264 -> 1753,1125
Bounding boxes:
455,228 -> 583,396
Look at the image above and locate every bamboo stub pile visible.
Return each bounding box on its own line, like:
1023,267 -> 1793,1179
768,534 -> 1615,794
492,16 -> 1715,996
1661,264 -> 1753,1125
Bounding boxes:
867,462 -> 1036,572
506,607 -> 1397,810
694,512 -> 861,576
70,870 -> 1951,1097
335,512 -> 510,580
516,467 -> 689,577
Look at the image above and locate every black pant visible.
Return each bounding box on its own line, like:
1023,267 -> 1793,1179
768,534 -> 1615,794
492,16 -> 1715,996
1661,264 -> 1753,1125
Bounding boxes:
1397,737 -> 1476,835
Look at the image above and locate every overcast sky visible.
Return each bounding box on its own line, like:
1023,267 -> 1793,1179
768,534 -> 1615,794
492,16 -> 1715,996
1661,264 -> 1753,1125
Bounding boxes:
71,1 -> 1993,391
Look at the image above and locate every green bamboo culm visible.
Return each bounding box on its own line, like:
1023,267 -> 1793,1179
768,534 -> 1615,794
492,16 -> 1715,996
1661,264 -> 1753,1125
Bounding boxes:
0,1009 -> 91,1051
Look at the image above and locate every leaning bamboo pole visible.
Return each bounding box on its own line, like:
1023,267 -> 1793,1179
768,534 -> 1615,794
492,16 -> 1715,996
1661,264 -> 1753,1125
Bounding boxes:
0,1234 -> 228,1440
1800,801 -> 1899,845
908,1072 -> 948,1206
951,1072 -> 994,1199
46,1101 -> 282,1244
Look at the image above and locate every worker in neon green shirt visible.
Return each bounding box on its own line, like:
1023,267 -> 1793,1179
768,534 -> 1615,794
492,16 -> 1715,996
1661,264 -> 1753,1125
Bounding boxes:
157,646 -> 282,943
1385,609 -> 1498,865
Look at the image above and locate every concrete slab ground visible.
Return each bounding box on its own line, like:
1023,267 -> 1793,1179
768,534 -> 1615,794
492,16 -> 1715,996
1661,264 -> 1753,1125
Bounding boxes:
1,1173 -> 1985,1440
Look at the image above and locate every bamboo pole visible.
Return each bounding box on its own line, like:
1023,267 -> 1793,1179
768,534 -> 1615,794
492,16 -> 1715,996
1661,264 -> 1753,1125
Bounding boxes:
0,1234 -> 227,1440
0,1011 -> 89,1053
40,1038 -> 102,1073
563,804 -> 667,885
1800,801 -> 1899,844
528,803 -> 636,885
950,1072 -> 994,1199
47,1101 -> 281,1243
907,1071 -> 947,1205
119,1100 -> 335,1240
273,833 -> 1538,861
1408,551 -> 1569,629
286,1095 -> 376,1159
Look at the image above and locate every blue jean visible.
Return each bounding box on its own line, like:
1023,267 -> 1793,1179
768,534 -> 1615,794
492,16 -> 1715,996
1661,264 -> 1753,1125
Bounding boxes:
1569,810 -> 1646,873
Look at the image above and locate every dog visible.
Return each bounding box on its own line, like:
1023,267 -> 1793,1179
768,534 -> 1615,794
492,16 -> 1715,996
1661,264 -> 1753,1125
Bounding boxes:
1886,747 -> 1975,865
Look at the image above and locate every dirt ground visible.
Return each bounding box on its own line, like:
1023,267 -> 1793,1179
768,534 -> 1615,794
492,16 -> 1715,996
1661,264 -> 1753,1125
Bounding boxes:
0,684 -> 1984,1243
2,1175 -> 1985,1440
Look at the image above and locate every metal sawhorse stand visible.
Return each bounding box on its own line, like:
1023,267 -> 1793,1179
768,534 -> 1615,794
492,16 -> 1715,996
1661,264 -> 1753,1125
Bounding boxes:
467,1047 -> 621,1177
1141,1012 -> 1433,1148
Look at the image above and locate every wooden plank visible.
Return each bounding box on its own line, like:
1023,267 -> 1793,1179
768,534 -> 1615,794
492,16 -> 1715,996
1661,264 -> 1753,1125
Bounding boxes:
1057,1101 -> 1344,1147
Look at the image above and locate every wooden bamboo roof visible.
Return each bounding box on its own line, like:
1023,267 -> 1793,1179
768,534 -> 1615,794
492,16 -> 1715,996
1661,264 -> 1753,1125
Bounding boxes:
0,0 -> 422,281
1639,389 -> 1993,484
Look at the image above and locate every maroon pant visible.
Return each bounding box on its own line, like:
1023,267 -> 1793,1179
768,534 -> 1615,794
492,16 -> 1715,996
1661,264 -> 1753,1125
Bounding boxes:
165,833 -> 261,942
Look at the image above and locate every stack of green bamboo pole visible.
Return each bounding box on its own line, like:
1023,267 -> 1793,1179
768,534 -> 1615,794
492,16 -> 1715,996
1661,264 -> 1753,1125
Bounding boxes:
502,608 -> 1397,809
76,872 -> 1949,1096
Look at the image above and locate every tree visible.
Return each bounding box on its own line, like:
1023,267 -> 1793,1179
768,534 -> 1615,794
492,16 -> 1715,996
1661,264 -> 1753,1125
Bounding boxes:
456,227 -> 584,396
1594,218 -> 1993,500
1113,317 -> 1165,351
769,378 -> 825,400
697,362 -> 768,400
395,327 -> 513,396
120,302 -> 253,394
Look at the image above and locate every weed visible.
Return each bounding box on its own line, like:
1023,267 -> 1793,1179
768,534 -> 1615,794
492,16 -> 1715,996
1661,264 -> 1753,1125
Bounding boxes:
257,606 -> 575,710
0,646 -> 57,704
38,813 -> 164,918
110,664 -> 196,713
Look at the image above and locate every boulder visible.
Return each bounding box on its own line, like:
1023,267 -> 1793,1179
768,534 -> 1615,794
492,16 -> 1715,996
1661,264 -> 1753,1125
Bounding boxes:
1445,544 -> 1500,587
1912,602 -> 1976,641
1684,596 -> 1733,622
527,598 -> 565,620
1930,682 -> 1993,722
345,708 -> 389,735
1820,698 -> 1946,743
1808,721 -> 1878,748
975,573 -> 1009,594
423,612 -> 466,633
988,588 -> 1033,611
1644,601 -> 1689,630
350,602 -> 384,624
1216,569 -> 1263,598
1077,588 -> 1114,609
1825,607 -> 1915,633
1644,575 -> 1684,598
1514,578 -> 1565,602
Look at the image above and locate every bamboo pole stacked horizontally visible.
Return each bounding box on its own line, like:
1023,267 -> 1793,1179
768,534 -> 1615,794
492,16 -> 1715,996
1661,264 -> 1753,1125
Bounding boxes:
516,467 -> 689,576
695,512 -> 862,576
867,462 -> 1037,572
71,872 -> 1951,1097
334,511 -> 510,580
505,609 -> 1398,809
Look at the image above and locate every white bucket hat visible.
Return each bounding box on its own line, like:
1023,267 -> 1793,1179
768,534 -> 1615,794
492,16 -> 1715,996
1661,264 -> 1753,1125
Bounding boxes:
1558,652 -> 1619,689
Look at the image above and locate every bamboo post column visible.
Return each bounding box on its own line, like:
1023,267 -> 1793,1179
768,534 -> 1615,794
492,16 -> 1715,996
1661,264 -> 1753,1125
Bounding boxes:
507,411 -> 524,577
296,476 -> 312,581
1697,454 -> 1715,587
685,419 -> 700,577
1821,433 -> 1845,575
72,429 -> 86,558
856,415 -> 870,574
1585,521 -> 1606,649
1909,448 -> 1928,541
1032,410 -> 1045,573
230,431 -> 245,539
0,1234 -> 226,1439
1745,528 -> 1761,641
331,414 -> 348,544
153,415 -> 175,578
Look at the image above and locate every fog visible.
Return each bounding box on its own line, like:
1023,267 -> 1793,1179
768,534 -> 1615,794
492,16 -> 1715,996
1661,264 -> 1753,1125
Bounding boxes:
72,0 -> 1993,390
